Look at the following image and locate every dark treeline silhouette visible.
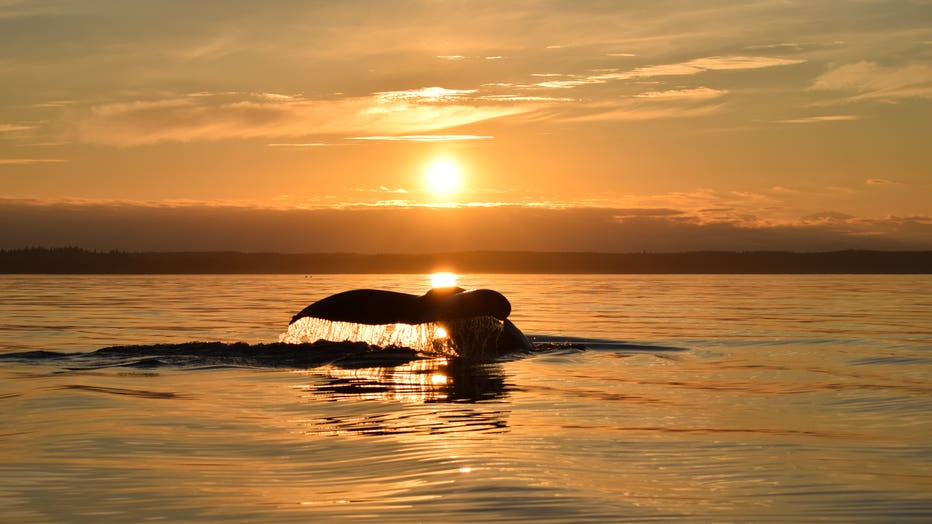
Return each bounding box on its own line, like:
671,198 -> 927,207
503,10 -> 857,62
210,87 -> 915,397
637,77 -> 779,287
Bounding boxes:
1,247 -> 930,274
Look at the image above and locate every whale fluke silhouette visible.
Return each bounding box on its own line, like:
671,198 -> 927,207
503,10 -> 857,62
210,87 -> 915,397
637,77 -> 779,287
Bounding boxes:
289,287 -> 532,356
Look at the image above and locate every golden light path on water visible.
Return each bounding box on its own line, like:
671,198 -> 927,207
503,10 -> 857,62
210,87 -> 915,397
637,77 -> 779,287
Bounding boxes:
429,272 -> 458,288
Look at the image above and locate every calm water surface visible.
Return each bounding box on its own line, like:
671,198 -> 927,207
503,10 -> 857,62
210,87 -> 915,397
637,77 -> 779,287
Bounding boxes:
1,274 -> 930,522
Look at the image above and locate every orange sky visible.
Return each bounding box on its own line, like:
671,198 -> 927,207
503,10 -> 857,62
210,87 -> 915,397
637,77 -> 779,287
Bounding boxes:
1,1 -> 930,252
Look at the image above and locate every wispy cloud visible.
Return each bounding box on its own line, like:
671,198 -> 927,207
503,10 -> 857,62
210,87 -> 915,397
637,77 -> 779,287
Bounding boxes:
533,79 -> 594,89
0,158 -> 66,165
479,94 -> 573,102
374,186 -> 408,194
774,115 -> 859,124
31,100 -> 74,108
745,41 -> 845,52
800,211 -> 856,225
628,56 -> 805,77
634,87 -> 727,99
0,1 -> 76,19
0,124 -> 36,133
810,61 -> 932,101
568,100 -> 725,122
267,142 -> 333,147
3,198 -> 928,252
530,55 -> 805,91
866,178 -> 900,186
375,87 -> 477,103
349,135 -> 493,142
75,91 -> 529,146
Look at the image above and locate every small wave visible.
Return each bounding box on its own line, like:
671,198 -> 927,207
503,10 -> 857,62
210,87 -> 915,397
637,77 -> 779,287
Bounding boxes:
0,341 -> 422,370
851,355 -> 932,366
0,339 -> 595,371
56,384 -> 185,399
529,334 -> 687,352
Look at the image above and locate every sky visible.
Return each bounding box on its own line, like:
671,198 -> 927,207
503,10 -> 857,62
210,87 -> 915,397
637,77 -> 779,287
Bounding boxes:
1,0 -> 931,253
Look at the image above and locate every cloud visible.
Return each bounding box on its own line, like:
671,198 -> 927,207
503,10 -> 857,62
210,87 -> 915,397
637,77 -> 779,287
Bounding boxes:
0,1 -> 76,19
533,79 -> 595,89
568,99 -> 725,122
801,211 -> 856,225
610,208 -> 684,217
774,115 -> 859,124
374,87 -> 477,103
74,91 -> 531,146
530,55 -> 805,91
478,95 -> 573,102
0,158 -> 66,165
349,135 -> 493,142
266,142 -> 333,147
0,124 -> 36,133
810,61 -> 932,101
2,199 -> 928,253
634,87 -> 727,99
866,178 -> 900,186
628,56 -> 805,78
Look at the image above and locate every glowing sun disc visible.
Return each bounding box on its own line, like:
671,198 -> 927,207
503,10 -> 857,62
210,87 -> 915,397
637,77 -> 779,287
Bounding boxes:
425,159 -> 462,194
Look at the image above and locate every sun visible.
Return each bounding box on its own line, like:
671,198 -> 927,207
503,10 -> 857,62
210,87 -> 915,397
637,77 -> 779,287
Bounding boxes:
424,158 -> 462,194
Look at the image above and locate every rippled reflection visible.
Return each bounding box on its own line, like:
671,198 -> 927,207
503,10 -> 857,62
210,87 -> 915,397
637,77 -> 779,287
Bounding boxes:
289,358 -> 511,436
296,358 -> 508,403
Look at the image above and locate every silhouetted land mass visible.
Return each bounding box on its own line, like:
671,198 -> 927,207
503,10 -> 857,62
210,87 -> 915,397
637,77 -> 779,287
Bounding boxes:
1,247 -> 931,274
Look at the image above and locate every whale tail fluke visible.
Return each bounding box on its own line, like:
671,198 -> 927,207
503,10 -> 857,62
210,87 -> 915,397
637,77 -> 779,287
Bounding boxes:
284,287 -> 531,359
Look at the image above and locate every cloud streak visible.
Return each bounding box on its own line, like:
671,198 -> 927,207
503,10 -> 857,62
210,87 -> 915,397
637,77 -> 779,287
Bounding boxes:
531,55 -> 805,90
810,61 -> 932,101
349,135 -> 494,142
1,199 -> 928,253
42,52 -> 813,146
774,115 -> 859,124
0,158 -> 66,165
0,124 -> 36,133
75,92 -> 530,146
568,100 -> 725,122
634,87 -> 727,99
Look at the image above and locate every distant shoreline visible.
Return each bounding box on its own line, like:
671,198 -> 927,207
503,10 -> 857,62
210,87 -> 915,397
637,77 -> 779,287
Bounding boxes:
2,248 -> 931,274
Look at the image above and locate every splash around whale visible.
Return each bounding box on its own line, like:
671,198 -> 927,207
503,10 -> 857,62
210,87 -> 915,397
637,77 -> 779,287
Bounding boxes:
283,287 -> 533,359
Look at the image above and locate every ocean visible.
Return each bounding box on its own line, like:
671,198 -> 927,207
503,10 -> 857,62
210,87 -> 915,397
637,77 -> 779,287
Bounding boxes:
1,274 -> 930,522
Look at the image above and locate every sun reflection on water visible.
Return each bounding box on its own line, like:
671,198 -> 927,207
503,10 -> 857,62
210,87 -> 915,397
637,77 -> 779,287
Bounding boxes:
290,358 -> 508,404
429,272 -> 458,288
306,358 -> 454,403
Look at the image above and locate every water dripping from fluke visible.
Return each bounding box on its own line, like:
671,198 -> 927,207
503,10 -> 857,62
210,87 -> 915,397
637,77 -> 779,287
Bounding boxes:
282,287 -> 535,360
280,316 -> 512,360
